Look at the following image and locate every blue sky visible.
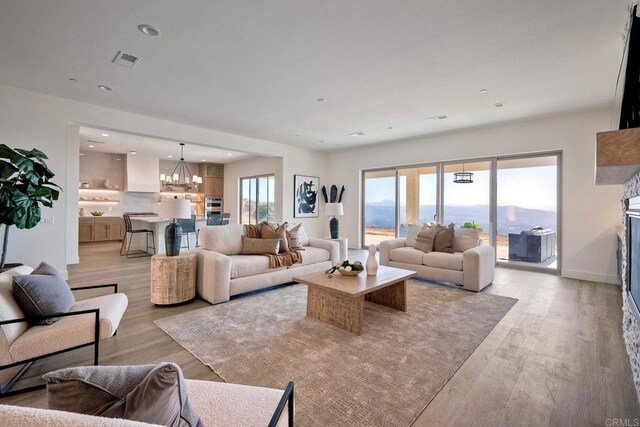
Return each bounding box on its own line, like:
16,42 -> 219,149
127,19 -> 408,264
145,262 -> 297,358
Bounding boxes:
366,165 -> 557,211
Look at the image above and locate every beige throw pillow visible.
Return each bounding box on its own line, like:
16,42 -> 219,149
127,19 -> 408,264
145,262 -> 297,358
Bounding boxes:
414,224 -> 442,253
261,222 -> 289,253
454,228 -> 480,252
241,236 -> 280,255
286,223 -> 306,251
434,225 -> 455,254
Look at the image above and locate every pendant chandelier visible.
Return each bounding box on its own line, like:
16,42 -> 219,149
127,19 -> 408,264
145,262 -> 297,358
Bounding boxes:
160,143 -> 202,190
453,163 -> 474,184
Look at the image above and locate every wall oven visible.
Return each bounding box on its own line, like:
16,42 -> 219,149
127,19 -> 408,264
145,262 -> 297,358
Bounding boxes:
205,197 -> 223,216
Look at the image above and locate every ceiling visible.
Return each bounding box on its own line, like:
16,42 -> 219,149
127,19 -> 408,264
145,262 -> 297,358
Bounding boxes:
0,0 -> 630,151
79,127 -> 255,163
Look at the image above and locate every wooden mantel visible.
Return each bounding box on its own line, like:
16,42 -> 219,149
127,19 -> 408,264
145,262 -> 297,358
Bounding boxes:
596,127 -> 640,184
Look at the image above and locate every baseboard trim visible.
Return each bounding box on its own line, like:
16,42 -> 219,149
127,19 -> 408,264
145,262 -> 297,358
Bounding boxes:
562,268 -> 620,285
66,256 -> 80,265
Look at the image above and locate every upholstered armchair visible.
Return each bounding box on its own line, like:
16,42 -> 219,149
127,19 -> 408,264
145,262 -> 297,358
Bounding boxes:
0,266 -> 128,396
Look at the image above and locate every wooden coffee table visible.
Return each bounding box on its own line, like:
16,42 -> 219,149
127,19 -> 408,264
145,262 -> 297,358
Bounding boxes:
293,265 -> 417,335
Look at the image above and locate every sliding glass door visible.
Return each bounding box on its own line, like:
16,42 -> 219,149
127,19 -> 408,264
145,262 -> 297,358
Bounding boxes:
496,155 -> 559,270
363,169 -> 397,247
443,161 -> 492,243
398,166 -> 438,237
361,152 -> 561,272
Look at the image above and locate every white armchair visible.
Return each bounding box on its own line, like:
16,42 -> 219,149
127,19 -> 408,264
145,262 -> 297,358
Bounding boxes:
0,266 -> 128,396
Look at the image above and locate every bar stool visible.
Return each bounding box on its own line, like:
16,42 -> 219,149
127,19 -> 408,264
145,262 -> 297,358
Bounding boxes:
178,215 -> 198,250
120,214 -> 155,258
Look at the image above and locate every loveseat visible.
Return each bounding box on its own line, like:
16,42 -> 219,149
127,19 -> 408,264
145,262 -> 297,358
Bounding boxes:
0,379 -> 291,426
379,226 -> 495,292
196,223 -> 339,304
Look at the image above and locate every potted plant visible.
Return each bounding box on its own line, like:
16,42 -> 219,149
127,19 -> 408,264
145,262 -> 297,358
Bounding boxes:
460,221 -> 483,232
0,144 -> 60,271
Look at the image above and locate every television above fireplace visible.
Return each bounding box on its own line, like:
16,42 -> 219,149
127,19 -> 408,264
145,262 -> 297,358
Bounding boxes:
626,195 -> 640,318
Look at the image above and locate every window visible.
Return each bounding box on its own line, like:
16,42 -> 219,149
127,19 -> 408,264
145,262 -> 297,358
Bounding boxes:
361,152 -> 561,272
240,175 -> 275,224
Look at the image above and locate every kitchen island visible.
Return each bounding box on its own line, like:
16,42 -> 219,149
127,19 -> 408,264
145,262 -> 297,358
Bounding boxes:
129,216 -> 208,255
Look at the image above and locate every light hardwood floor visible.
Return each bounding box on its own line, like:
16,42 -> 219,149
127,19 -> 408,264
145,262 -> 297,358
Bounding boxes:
2,242 -> 639,426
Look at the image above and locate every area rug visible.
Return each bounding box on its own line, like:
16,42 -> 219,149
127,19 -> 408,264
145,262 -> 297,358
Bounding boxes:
155,281 -> 517,426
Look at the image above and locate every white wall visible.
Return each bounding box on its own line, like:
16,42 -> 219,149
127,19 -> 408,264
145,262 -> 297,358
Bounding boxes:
327,109 -> 623,284
224,152 -> 329,238
0,85 -> 328,278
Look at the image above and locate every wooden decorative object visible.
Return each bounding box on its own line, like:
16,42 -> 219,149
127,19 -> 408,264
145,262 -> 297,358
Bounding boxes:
294,266 -> 416,335
596,128 -> 640,184
151,252 -> 197,305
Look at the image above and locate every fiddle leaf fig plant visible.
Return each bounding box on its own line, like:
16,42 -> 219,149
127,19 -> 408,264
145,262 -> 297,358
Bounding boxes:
0,144 -> 61,269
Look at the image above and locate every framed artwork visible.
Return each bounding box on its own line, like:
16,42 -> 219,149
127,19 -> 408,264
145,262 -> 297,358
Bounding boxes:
294,175 -> 319,218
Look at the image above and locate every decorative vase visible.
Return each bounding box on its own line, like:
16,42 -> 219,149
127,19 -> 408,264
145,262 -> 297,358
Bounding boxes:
329,216 -> 339,239
165,221 -> 183,256
366,245 -> 378,276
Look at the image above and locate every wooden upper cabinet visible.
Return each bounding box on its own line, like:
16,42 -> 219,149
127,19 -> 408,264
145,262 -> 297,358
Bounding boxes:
199,163 -> 224,196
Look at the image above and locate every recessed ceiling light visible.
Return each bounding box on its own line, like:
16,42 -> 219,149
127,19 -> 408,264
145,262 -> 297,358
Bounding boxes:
226,153 -> 233,156
98,85 -> 112,91
116,158 -> 121,161
201,159 -> 206,162
68,78 -> 77,82
101,133 -> 109,137
480,89 -> 488,94
88,144 -> 95,148
79,152 -> 84,156
349,132 -> 364,137
494,102 -> 505,108
426,115 -> 448,120
167,155 -> 173,158
316,98 -> 327,103
138,24 -> 161,37
130,150 -> 137,154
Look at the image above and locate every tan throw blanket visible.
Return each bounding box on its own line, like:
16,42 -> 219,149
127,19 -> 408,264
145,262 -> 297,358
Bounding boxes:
243,224 -> 302,268
263,251 -> 302,269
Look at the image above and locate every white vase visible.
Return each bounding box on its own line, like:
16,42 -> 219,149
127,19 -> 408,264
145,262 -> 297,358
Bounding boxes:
366,245 -> 378,276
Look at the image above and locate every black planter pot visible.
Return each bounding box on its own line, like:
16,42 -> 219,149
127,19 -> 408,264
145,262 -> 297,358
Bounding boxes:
0,263 -> 24,273
329,217 -> 339,239
165,222 -> 183,256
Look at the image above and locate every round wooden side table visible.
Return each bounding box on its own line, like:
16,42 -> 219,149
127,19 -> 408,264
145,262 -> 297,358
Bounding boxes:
150,252 -> 197,305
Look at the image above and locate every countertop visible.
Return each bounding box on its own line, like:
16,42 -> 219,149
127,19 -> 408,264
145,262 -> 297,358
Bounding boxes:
130,215 -> 207,223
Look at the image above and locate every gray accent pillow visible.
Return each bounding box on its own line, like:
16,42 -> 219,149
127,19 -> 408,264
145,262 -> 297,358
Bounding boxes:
12,262 -> 75,325
43,363 -> 202,427
241,236 -> 280,255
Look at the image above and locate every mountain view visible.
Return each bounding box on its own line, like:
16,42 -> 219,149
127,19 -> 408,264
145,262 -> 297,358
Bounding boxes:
365,201 -> 556,234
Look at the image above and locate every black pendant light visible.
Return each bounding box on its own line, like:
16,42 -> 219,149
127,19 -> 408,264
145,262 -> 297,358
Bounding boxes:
453,163 -> 474,184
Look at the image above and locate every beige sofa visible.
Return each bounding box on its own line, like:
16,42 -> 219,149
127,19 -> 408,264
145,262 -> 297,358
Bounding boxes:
196,224 -> 339,304
379,227 -> 495,292
0,379 -> 290,426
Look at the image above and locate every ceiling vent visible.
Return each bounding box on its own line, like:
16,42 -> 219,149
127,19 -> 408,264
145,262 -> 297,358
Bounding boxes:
87,140 -> 106,145
112,51 -> 140,69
